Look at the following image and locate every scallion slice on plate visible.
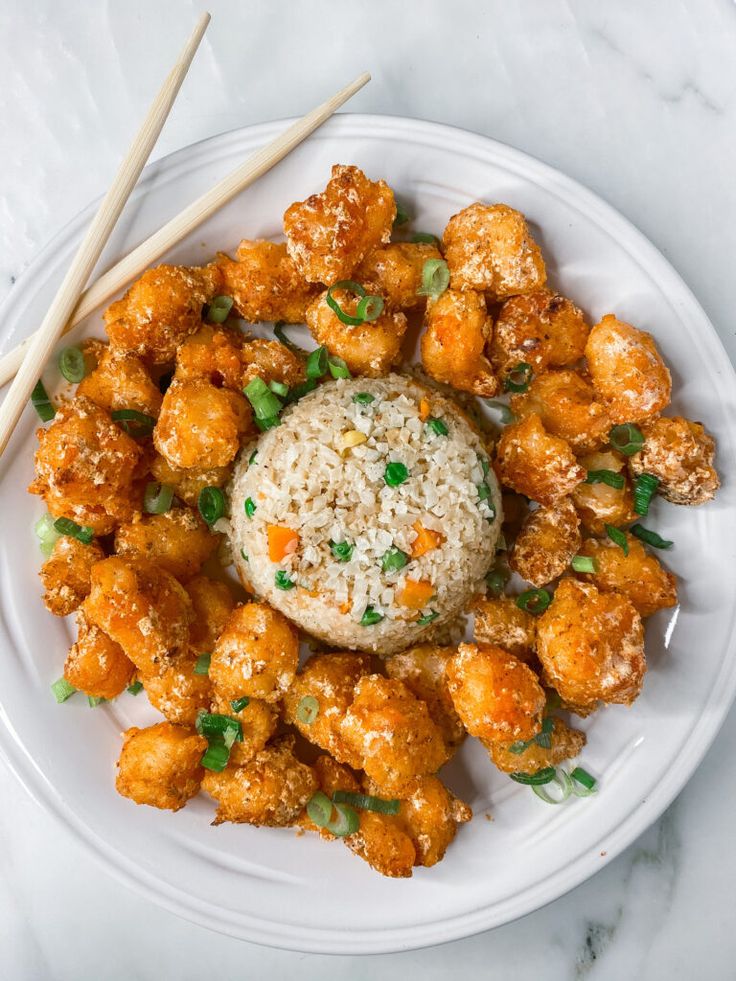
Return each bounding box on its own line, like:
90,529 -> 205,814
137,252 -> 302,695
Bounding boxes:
326,801 -> 360,837
585,469 -> 625,489
143,482 -> 174,515
51,677 -> 76,703
230,696 -> 250,713
416,258 -> 450,297
198,486 -> 225,526
515,588 -> 551,615
531,768 -> 573,804
605,524 -> 629,555
58,345 -> 87,383
571,554 -> 597,574
111,408 -> 156,437
193,654 -> 211,676
53,517 -> 94,544
332,790 -> 400,815
31,379 -> 55,421
504,363 -> 533,393
609,423 -> 644,456
631,523 -> 673,550
509,767 -> 556,786
633,473 -> 659,516
296,695 -> 319,725
205,295 -> 234,324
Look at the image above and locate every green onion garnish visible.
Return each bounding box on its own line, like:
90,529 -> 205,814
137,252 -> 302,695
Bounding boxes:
509,767 -> 557,786
58,346 -> 87,383
417,610 -> 439,626
609,423 -> 644,456
306,345 -> 329,379
193,654 -> 211,676
31,379 -> 55,421
393,201 -> 411,226
381,547 -> 409,573
248,450 -> 258,466
244,497 -> 256,519
196,711 -> 243,745
273,321 -> 307,355
479,456 -> 490,477
230,696 -> 250,713
275,570 -> 296,590
201,743 -> 230,771
384,461 -> 409,487
516,588 -> 552,615
244,376 -> 283,420
255,415 -> 280,432
633,473 -> 659,516
53,517 -> 94,544
127,681 -> 144,696
284,379 -> 318,404
88,695 -> 105,708
143,481 -> 174,515
477,483 -> 492,503
198,486 -> 225,526
570,766 -> 598,795
485,568 -> 510,595
205,295 -> 234,324
605,524 -> 629,555
355,294 -> 384,322
417,258 -> 450,297
296,695 -> 319,725
486,400 -> 516,424
426,417 -> 448,436
504,363 -> 533,393
411,232 -> 440,246
51,677 -> 76,703
631,523 -> 673,550
110,409 -> 156,437
329,539 -> 354,562
328,355 -> 352,379
571,555 -> 597,574
332,790 -> 400,815
352,392 -> 375,405
360,606 -> 384,626
269,379 -> 289,398
531,768 -> 573,804
35,513 -> 61,557
325,280 -> 365,326
585,469 -> 625,489
240,549 -> 248,562
326,801 -> 360,837
509,717 -> 554,754
306,791 -> 334,828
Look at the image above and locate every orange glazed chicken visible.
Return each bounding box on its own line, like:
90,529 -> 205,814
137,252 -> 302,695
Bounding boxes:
421,289 -> 497,396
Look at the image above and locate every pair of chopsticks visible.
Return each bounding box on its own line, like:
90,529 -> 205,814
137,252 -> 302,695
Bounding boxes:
0,12 -> 369,455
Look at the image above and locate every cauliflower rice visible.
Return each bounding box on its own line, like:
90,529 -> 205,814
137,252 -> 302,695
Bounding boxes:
230,373 -> 501,654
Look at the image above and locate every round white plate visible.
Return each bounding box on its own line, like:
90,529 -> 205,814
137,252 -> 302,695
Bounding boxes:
1,115 -> 735,955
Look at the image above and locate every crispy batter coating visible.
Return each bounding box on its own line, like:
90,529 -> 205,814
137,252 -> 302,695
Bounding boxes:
114,507 -> 217,581
509,497 -> 581,586
575,534 -> 677,617
149,454 -> 231,509
203,736 -> 317,826
442,203 -> 546,300
585,315 -> 672,424
29,396 -> 142,535
305,288 -> 408,377
339,675 -> 449,796
495,414 -> 585,505
572,449 -> 637,535
393,775 -> 472,868
116,721 -> 206,811
491,290 -> 589,380
629,415 -> 719,506
355,242 -> 443,310
241,338 -> 307,388
209,602 -> 299,703
39,534 -> 105,617
282,652 -> 372,766
77,345 -> 162,418
210,693 -> 278,766
284,164 -> 396,284
85,556 -> 192,676
217,240 -> 317,323
536,578 -> 646,708
174,324 -> 244,391
64,607 -> 134,698
472,595 -> 537,663
486,716 -> 586,774
384,645 -> 466,753
105,263 -> 222,364
184,575 -> 236,652
420,289 -> 497,397
446,642 -> 545,743
153,378 -> 252,470
141,653 -> 212,726
511,369 -> 611,453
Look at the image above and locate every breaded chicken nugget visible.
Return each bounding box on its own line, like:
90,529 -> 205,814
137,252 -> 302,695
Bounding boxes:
486,716 -> 586,774
510,369 -> 610,453
472,595 -> 537,663
355,242 -> 443,310
116,722 -> 206,811
574,533 -> 677,617
77,346 -> 162,418
384,645 -> 466,753
421,289 -> 497,397
495,414 -> 585,505
217,240 -> 318,323
114,507 -> 217,581
509,496 -> 581,586
629,415 -> 719,506
64,607 -> 134,699
40,534 -> 105,617
491,290 -> 589,380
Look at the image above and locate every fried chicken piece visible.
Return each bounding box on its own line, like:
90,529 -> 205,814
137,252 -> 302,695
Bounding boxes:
574,534 -> 677,618
585,315 -> 672,424
536,578 -> 646,709
77,345 -> 163,418
210,693 -> 278,767
509,496 -> 581,586
64,607 -> 134,699
217,240 -> 318,323
384,645 -> 466,753
629,415 -> 719,506
486,716 -> 586,774
114,507 -> 217,581
184,575 -> 236,651
571,449 -> 637,535
149,455 -> 231,510
495,413 -> 585,505
510,369 -> 610,453
355,241 -> 443,310
472,595 -> 537,663
420,289 -> 497,397
284,164 -> 396,284
241,337 -> 307,388
393,774 -> 472,868
116,722 -> 206,811
39,534 -> 105,617
141,652 -> 212,726
173,323 -> 244,391
491,290 -> 589,380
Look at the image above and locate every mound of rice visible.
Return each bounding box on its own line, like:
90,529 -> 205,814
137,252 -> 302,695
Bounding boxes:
230,373 -> 501,655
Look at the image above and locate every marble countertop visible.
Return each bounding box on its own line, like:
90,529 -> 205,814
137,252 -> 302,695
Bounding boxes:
2,1 -> 735,977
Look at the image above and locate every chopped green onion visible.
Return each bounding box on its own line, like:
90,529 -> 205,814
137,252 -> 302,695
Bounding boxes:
193,654 -> 211,676
585,469 -> 625,489
478,456 -> 490,477
201,742 -> 230,771
535,716 -> 554,750
196,711 -> 243,744
485,568 -> 510,595
58,346 -> 87,383
296,695 -> 319,725
332,790 -> 400,815
244,497 -> 256,519
571,555 -> 597,574
477,483 -> 492,503
269,379 -> 290,398
205,295 -> 234,324
426,417 -> 448,436
360,605 -> 384,626
143,482 -> 174,515
306,345 -> 329,379
411,232 -> 440,246
248,450 -> 258,466
31,379 -> 55,421
306,791 -> 334,828
509,767 -> 556,786
51,677 -> 76,703
244,376 -> 283,420
486,399 -> 516,424
198,486 -> 225,526
417,258 -> 450,297
35,513 -> 61,556
352,392 -> 375,405
355,294 -> 384,323
53,517 -> 94,544
532,768 -> 573,804
417,610 -> 439,626
384,461 -> 409,487
325,281 -> 366,326
240,549 -> 248,562
605,524 -> 629,555
284,379 -> 318,404
255,415 -> 281,432
330,539 -> 354,562
570,766 -> 598,794
275,570 -> 296,590
230,696 -> 250,713
633,473 -> 659,516
110,409 -> 156,437
273,321 -> 307,356
609,423 -> 644,456
127,681 -> 144,696
631,524 -> 673,550
504,363 -> 533,393
393,201 -> 411,226
326,801 -> 360,837
88,695 -> 105,708
516,588 -> 552,615
328,355 -> 352,379
381,547 -> 409,573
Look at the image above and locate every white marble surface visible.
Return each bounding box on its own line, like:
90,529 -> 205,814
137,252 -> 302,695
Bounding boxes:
1,0 -> 735,977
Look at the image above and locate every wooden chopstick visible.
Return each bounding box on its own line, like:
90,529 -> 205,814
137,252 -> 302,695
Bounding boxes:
0,12 -> 211,455
0,71 -> 371,391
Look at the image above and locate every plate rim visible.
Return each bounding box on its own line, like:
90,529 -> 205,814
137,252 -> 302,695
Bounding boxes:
1,111 -> 736,954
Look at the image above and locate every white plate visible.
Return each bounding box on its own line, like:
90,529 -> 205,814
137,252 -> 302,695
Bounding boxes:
1,115 -> 735,955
